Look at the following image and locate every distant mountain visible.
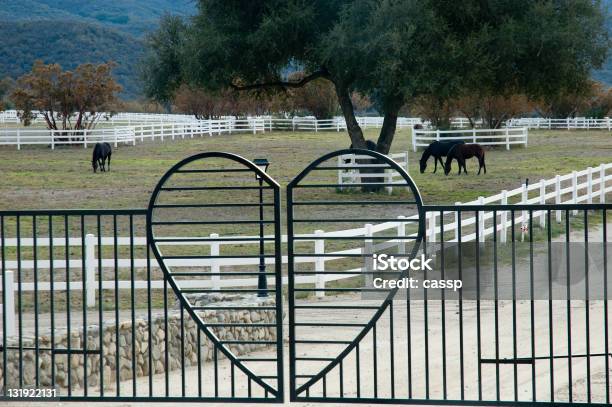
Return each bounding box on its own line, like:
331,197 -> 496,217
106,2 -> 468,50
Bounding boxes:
0,0 -> 195,99
0,20 -> 144,98
0,0 -> 195,37
593,0 -> 612,86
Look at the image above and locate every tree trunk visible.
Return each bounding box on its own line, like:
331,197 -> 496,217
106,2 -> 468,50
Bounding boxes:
334,82 -> 366,148
375,95 -> 404,154
376,110 -> 398,155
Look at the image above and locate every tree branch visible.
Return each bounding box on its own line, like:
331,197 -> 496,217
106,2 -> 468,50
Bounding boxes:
230,69 -> 329,91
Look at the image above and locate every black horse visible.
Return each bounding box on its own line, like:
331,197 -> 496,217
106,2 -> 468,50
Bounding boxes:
444,143 -> 486,175
92,142 -> 112,173
419,140 -> 465,173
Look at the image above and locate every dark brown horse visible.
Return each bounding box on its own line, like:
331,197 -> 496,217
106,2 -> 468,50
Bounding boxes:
444,143 -> 486,175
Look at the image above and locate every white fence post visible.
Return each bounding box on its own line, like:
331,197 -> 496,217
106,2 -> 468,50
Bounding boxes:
385,171 -> 393,195
478,196 -> 485,241
412,126 -> 417,152
500,191 -> 508,243
364,224 -> 374,288
85,233 -> 96,307
601,164 -> 606,204
472,128 -> 476,143
505,128 -> 510,150
539,180 -> 546,228
587,167 -> 593,204
83,129 -> 88,148
2,270 -> 16,337
397,216 -> 406,254
16,128 -> 20,150
436,129 -> 440,141
314,230 -> 325,298
50,130 -> 54,150
454,202 -> 461,242
210,233 -> 220,290
428,212 -> 436,243
555,175 -> 562,223
572,170 -> 578,215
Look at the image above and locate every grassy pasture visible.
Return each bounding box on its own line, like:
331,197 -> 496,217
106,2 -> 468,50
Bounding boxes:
0,128 -> 610,211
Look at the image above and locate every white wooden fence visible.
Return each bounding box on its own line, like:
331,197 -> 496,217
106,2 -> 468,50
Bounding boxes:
507,117 -> 612,130
412,126 -> 529,151
337,151 -> 409,194
0,162 -> 610,336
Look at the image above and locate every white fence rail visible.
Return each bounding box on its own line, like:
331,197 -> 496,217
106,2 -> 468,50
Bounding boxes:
337,151 -> 409,194
0,162 -> 610,336
412,126 -> 529,151
507,117 -> 612,130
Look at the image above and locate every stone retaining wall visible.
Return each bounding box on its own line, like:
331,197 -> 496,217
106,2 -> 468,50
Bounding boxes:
0,295 -> 278,390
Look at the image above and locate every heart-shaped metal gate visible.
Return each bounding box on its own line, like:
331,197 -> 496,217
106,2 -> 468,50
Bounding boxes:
146,152 -> 283,401
286,148 -> 425,401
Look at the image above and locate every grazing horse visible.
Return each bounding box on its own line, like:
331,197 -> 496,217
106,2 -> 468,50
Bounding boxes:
444,143 -> 486,175
419,140 -> 465,174
92,142 -> 112,173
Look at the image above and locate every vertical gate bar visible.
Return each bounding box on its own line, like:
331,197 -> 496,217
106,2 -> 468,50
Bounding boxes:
476,211 -> 482,401
130,215 -> 136,396
248,377 -> 252,398
64,215 -> 72,394
180,303 -> 185,397
511,210 -> 518,401
197,328 -> 202,398
49,216 -> 56,390
113,215 -> 119,395
287,185 -> 296,401
494,210 -> 500,401
565,209 -> 572,403
80,215 -> 88,396
356,343 -> 360,398
97,215 -> 104,397
273,184 -> 284,401
584,210 -> 591,403
603,209 -> 609,405
389,301 -> 395,398
339,360 -> 344,397
214,346 -> 218,397
33,215 -> 39,388
547,210 -> 554,402
163,269 -> 169,396
322,375 -> 326,397
529,210 -> 536,401
17,216 -> 23,389
373,324 -> 378,398
439,210 -> 446,400
423,226 -> 430,400
1,216 -> 6,394
231,362 -> 235,397
458,210 -> 464,401
406,251 -> 412,399
146,225 -> 152,397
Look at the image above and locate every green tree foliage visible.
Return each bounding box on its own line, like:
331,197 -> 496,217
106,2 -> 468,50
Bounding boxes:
143,0 -> 609,153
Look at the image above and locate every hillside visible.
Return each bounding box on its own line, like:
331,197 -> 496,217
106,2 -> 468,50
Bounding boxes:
0,0 -> 195,37
0,0 -> 195,99
0,20 -> 144,98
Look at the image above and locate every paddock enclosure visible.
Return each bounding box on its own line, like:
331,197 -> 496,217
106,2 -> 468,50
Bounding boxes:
0,149 -> 611,405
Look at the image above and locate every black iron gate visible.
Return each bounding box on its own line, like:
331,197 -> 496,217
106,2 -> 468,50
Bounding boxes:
286,149 -> 611,406
0,152 -> 284,402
